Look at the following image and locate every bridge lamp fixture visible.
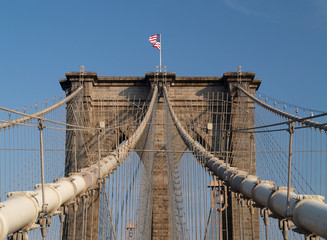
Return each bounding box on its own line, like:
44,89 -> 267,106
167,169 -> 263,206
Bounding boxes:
207,179 -> 228,212
126,219 -> 136,240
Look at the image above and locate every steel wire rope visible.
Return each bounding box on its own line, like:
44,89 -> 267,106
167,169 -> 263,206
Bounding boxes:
201,93 -> 209,239
197,151 -> 201,239
320,130 -> 323,196
110,173 -> 115,238
325,133 -> 327,199
124,157 -> 127,239
103,177 -> 117,240
184,153 -> 191,238
0,86 -> 83,130
0,128 -> 23,191
254,109 -> 313,192
234,83 -> 250,237
229,89 -> 252,176
256,134 -> 272,182
115,164 -> 119,238
0,85 -> 208,238
0,102 -> 148,133
164,86 -> 307,239
200,92 -> 208,239
202,155 -> 208,240
229,110 -> 327,134
129,88 -> 156,236
255,119 -> 287,185
43,118 -> 65,179
238,86 -> 327,131
175,99 -> 189,238
9,92 -> 65,120
174,91 -> 228,238
314,129 -> 319,196
0,111 -> 156,133
0,129 -> 2,200
236,87 -> 250,240
259,115 -> 292,187
118,159 -> 125,239
256,91 -> 326,114
3,112 -> 69,191
77,86 -> 156,236
100,181 -> 105,239
311,127 -> 314,195
0,86 -> 158,238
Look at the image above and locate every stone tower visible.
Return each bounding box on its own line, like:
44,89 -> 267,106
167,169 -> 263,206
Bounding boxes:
60,71 -> 261,239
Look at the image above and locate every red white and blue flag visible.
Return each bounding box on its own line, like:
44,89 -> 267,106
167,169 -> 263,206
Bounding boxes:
149,34 -> 161,50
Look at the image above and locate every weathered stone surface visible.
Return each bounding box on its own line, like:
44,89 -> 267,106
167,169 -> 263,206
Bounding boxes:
60,71 -> 261,239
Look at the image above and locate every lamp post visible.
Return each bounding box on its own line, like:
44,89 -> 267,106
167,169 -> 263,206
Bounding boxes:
208,179 -> 228,239
126,220 -> 135,240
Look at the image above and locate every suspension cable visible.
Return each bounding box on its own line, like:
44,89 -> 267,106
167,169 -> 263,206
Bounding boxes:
237,86 -> 327,131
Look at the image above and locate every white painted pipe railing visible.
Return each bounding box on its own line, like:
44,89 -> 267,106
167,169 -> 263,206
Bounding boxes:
0,86 -> 158,239
163,86 -> 327,238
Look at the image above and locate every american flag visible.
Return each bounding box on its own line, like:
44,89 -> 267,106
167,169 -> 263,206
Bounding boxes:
149,34 -> 161,50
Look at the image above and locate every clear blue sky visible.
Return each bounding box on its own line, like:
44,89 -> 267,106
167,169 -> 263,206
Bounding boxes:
0,0 -> 326,111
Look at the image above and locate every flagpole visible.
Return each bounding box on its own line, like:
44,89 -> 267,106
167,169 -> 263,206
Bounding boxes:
160,33 -> 162,72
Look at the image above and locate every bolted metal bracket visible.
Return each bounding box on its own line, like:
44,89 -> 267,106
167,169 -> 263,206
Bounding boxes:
278,219 -> 295,240
247,199 -> 255,215
9,231 -> 29,240
260,208 -> 271,226
305,235 -> 320,240
39,217 -> 48,238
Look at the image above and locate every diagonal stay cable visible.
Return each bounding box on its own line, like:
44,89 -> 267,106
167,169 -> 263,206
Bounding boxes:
163,85 -> 327,239
0,85 -> 159,239
103,183 -> 117,240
